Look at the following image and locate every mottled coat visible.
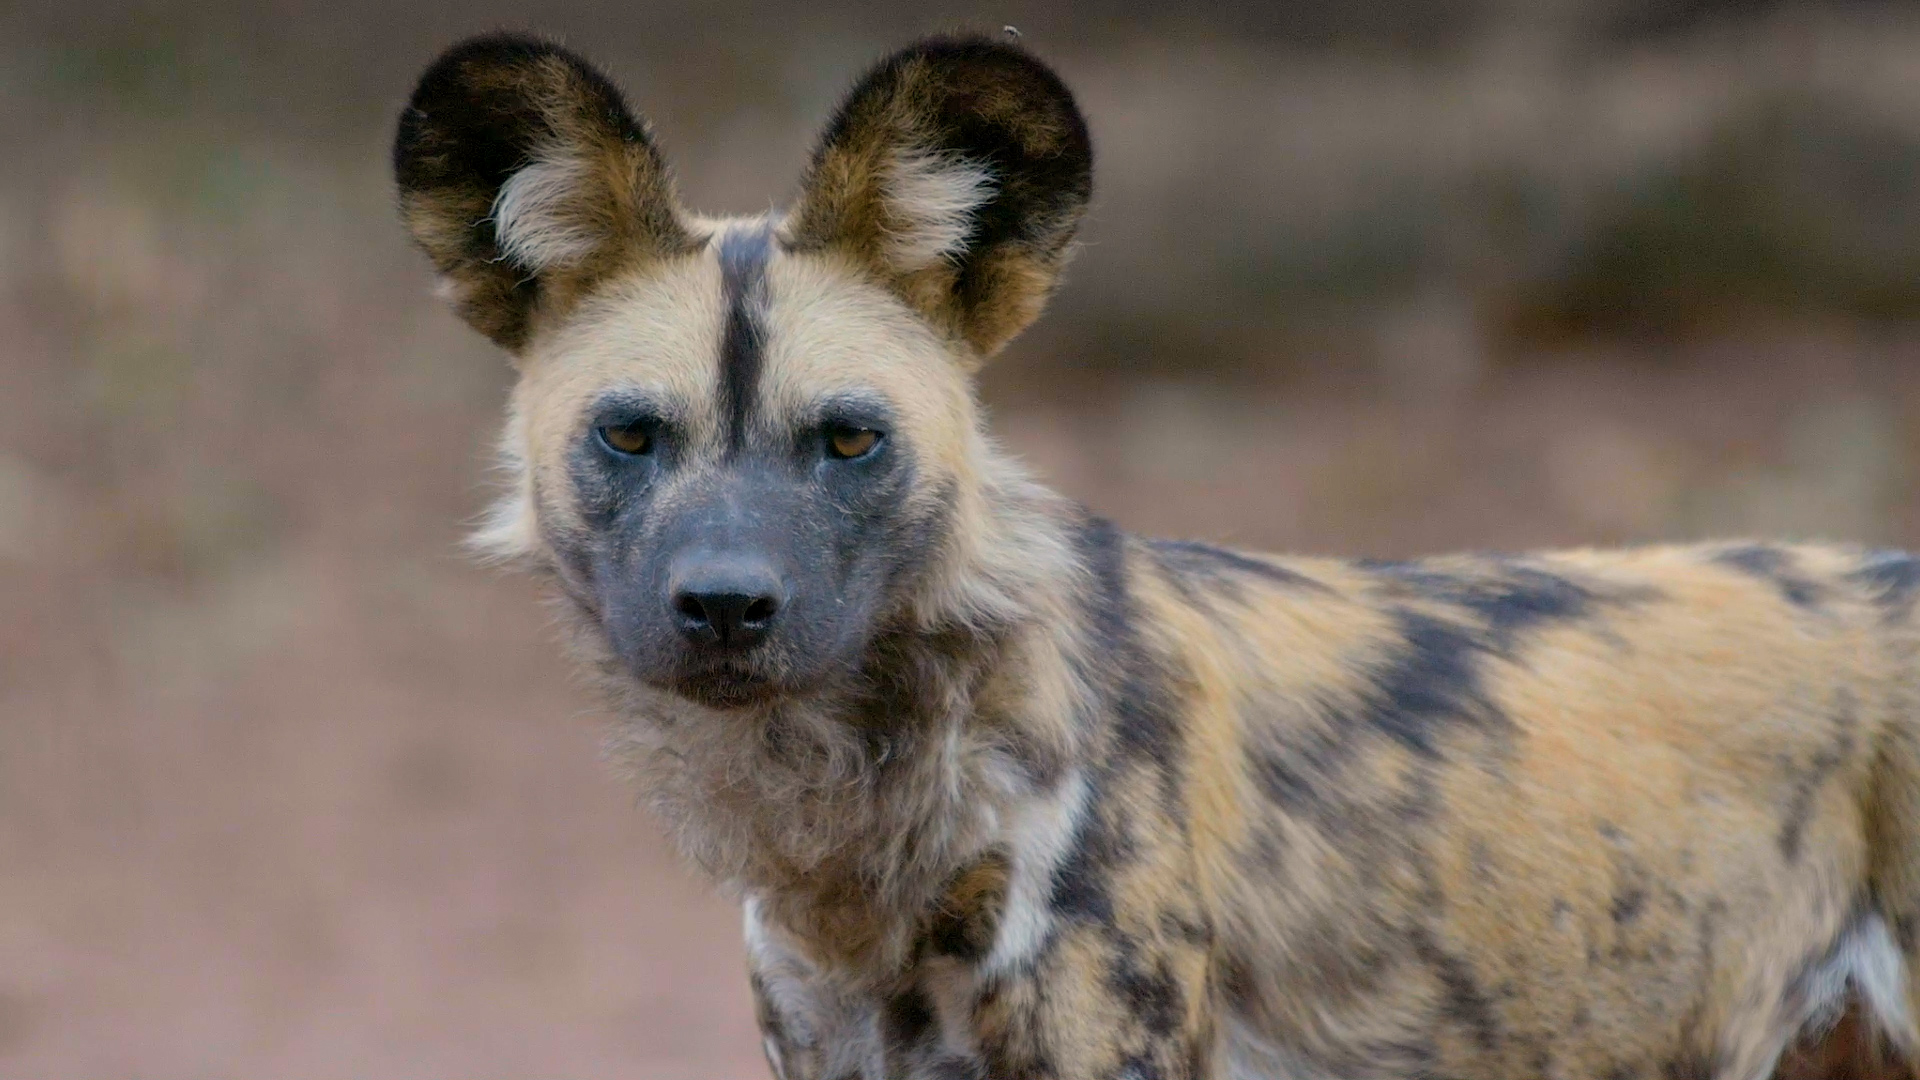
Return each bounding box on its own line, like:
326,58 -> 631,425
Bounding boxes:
393,32 -> 1920,1080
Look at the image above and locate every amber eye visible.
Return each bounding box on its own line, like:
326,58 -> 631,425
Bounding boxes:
827,426 -> 881,459
598,422 -> 653,456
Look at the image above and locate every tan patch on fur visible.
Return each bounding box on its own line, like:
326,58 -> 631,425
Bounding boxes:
485,249 -> 724,559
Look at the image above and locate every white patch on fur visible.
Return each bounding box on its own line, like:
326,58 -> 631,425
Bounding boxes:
491,153 -> 601,270
1792,913 -> 1916,1051
744,897 -> 886,1079
981,768 -> 1090,978
742,897 -> 824,1049
1740,912 -> 1920,1080
743,893 -> 774,962
882,149 -> 995,271
465,407 -> 537,561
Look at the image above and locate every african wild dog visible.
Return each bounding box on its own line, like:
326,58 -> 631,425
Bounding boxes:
393,31 -> 1920,1080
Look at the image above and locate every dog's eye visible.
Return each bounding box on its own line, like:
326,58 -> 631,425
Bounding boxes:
599,422 -> 653,456
827,426 -> 881,459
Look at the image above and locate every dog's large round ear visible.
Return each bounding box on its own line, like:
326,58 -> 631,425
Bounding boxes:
787,36 -> 1093,361
393,34 -> 693,353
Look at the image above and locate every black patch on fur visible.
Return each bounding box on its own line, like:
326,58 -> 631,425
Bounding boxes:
716,224 -> 773,451
1046,517 -> 1202,949
1456,567 -> 1592,642
1611,886 -> 1648,925
1075,517 -> 1189,801
926,852 -> 1008,963
1147,539 -> 1326,600
750,970 -> 794,1073
1103,1054 -> 1163,1080
1049,804 -> 1126,926
1362,610 -> 1508,757
1075,516 -> 1132,646
1848,549 -> 1920,623
1712,544 -> 1824,610
1289,559 -> 1644,783
1779,690 -> 1859,862
1106,943 -> 1184,1038
882,987 -> 937,1047
1408,925 -> 1502,1052
928,910 -> 992,963
1247,715 -> 1357,823
1362,559 -> 1633,653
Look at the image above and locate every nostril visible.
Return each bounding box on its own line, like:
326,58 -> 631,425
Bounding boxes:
674,592 -> 710,626
742,596 -> 778,627
668,557 -> 786,648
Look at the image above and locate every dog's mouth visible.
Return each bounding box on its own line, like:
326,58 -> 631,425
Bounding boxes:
681,674 -> 780,709
623,628 -> 856,711
655,658 -> 788,710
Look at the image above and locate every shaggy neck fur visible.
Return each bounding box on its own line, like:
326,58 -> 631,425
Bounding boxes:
565,436 -> 1097,976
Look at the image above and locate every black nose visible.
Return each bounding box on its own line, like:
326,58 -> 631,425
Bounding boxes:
669,556 -> 785,649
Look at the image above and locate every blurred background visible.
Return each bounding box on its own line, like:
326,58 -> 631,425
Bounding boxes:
7,0 -> 1920,1075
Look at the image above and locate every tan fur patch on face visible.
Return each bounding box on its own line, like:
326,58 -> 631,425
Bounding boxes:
758,248 -> 977,477
498,248 -> 725,549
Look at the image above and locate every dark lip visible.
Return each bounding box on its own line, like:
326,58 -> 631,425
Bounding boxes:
630,643 -> 845,710
658,664 -> 784,710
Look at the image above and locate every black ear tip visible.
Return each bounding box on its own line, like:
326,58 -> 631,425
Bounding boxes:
827,32 -> 1091,167
885,32 -> 1079,100
889,31 -> 1047,64
394,32 -> 650,189
403,32 -> 596,117
409,32 -> 559,97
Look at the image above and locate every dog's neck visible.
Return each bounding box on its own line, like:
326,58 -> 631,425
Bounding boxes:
592,453 -> 1099,975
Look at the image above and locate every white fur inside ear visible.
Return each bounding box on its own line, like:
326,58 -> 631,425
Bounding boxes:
491,153 -> 601,270
882,149 -> 995,271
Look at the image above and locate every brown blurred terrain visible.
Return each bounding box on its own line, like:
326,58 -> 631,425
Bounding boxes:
8,1 -> 1920,1076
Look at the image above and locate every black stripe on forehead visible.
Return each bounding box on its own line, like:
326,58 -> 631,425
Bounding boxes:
716,223 -> 773,451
